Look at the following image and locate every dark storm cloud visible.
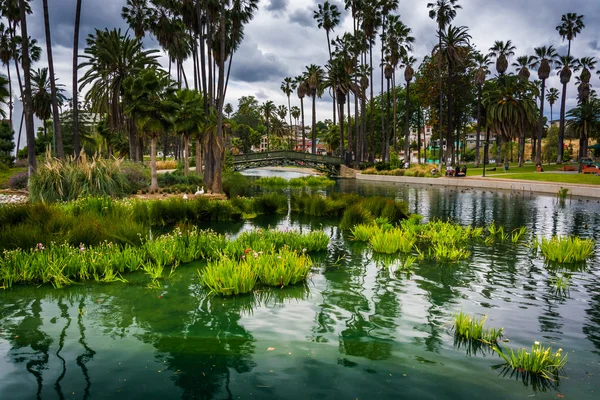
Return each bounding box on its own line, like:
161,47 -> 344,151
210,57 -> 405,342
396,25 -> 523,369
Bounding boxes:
28,0 -> 129,49
229,41 -> 289,83
289,8 -> 314,28
266,0 -> 289,14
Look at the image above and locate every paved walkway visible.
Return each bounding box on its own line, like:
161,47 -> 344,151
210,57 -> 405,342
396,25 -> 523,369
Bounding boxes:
356,173 -> 600,198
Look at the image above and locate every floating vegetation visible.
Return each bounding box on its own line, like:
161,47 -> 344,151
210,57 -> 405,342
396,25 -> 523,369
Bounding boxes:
254,176 -> 288,186
198,247 -> 312,295
453,311 -> 504,344
430,243 -> 471,262
550,274 -> 571,296
0,227 -> 328,289
255,175 -> 335,188
511,227 -> 527,243
557,187 -> 569,202
493,342 -> 567,380
199,256 -> 258,296
539,235 -> 595,263
370,228 -> 416,254
350,223 -> 381,242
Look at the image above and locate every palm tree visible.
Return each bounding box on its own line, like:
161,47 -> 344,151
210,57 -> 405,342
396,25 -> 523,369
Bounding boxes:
0,23 -> 14,128
483,75 -> 538,167
79,29 -> 161,162
41,0 -> 65,158
124,68 -> 176,192
546,87 -> 560,124
489,40 -> 516,76
31,68 -> 66,139
427,0 -> 461,164
512,55 -> 535,80
305,64 -> 325,154
556,13 -> 585,163
121,0 -> 150,40
403,55 -> 416,165
314,0 -> 341,125
260,100 -> 276,153
556,13 -> 585,58
532,45 -> 557,164
290,105 -> 301,149
473,52 -> 491,167
224,103 -> 233,119
295,75 -> 307,152
73,0 -> 82,159
280,77 -> 295,149
439,25 -> 471,164
567,98 -> 600,160
18,0 -> 35,172
555,55 -> 580,163
173,88 -> 204,176
576,56 -> 596,158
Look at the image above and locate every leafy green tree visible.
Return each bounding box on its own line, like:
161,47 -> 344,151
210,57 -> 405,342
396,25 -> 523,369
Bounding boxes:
0,121 -> 14,165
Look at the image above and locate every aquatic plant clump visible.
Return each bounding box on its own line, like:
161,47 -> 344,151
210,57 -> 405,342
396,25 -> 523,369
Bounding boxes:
494,342 -> 567,379
539,235 -> 595,263
370,228 -> 416,254
199,256 -> 258,296
453,311 -> 504,344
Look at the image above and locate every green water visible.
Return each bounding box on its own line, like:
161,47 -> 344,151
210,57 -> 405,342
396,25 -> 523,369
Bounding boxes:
2,178 -> 600,399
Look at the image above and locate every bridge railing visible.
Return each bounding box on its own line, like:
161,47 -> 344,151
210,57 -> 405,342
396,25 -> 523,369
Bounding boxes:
232,151 -> 343,165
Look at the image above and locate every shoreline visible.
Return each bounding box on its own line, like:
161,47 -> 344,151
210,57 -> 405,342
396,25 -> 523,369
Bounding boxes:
356,173 -> 600,198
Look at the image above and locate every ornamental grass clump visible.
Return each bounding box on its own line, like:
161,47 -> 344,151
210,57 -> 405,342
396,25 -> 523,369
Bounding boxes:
539,235 -> 595,263
453,311 -> 504,344
493,342 -> 567,380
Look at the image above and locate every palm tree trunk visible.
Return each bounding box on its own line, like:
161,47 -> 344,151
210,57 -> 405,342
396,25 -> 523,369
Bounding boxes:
446,66 -> 454,165
404,81 -> 411,165
19,0 -> 35,173
73,0 -> 82,159
383,77 -> 390,162
195,136 -> 202,175
557,81 -> 568,163
287,95 -> 293,151
475,85 -> 482,167
535,79 -> 546,165
327,30 -> 336,126
6,65 -> 12,132
339,100 -> 344,162
300,97 -> 305,152
354,84 -> 359,164
369,44 -> 374,162
211,7 -> 227,194
392,72 -> 397,152
43,0 -> 64,159
438,31 -> 443,165
347,91 -> 352,161
311,92 -> 316,154
150,136 -> 158,192
183,134 -> 189,176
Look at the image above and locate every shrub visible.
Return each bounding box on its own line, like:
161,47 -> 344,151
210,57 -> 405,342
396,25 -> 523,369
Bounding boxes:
121,162 -> 150,194
8,171 -> 28,189
254,176 -> 288,186
223,171 -> 251,198
155,160 -> 178,170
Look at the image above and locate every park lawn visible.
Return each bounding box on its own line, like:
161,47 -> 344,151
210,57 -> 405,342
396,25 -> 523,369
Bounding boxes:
465,163 -> 567,176
484,172 -> 600,185
0,167 -> 26,187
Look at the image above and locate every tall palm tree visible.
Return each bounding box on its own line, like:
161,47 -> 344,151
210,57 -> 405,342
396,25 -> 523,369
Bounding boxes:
121,0 -> 150,40
42,0 -> 64,158
489,40 -> 516,76
30,68 -> 66,139
546,87 -> 560,124
473,52 -> 491,167
379,0 -> 399,158
73,0 -> 82,159
260,100 -> 276,152
18,0 -> 35,172
305,64 -> 325,154
532,45 -> 557,164
555,55 -> 580,163
295,75 -> 307,152
314,0 -> 341,125
290,105 -> 300,149
403,55 -> 416,165
0,23 -> 14,128
439,24 -> 471,164
512,55 -> 535,80
280,77 -> 294,149
427,0 -> 461,164
576,56 -> 596,158
556,13 -> 585,58
224,102 -> 233,119
556,13 -> 585,163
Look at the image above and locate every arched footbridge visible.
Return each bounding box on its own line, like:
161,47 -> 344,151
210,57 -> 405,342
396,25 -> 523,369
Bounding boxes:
231,151 -> 343,175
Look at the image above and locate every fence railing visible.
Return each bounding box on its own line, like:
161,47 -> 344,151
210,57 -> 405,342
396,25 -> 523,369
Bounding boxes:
232,151 -> 343,165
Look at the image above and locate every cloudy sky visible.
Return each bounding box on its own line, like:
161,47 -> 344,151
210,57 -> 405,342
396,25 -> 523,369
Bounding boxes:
7,0 -> 600,148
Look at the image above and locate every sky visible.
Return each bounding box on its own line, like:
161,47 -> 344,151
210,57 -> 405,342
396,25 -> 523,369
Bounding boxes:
6,0 -> 600,150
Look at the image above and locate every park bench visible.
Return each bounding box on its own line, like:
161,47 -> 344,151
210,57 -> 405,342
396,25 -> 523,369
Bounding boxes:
561,165 -> 577,171
582,166 -> 599,175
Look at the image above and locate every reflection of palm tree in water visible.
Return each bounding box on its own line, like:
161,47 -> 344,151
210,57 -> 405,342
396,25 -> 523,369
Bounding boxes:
54,298 -> 72,400
77,296 -> 96,400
